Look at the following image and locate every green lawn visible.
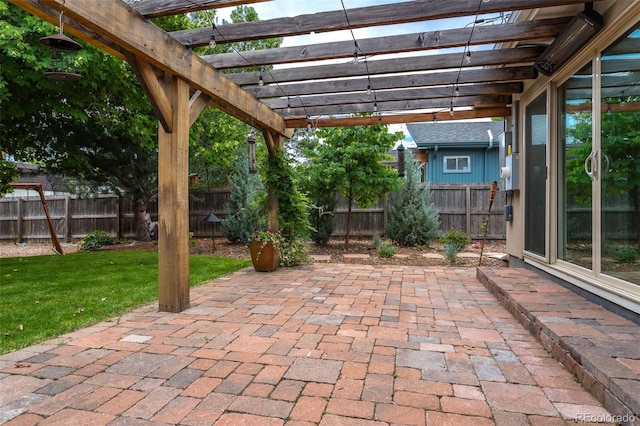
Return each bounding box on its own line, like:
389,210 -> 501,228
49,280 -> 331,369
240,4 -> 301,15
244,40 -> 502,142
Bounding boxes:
0,251 -> 250,354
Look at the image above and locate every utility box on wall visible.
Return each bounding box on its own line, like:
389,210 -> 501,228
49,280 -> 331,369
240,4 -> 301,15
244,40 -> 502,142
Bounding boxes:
500,153 -> 519,191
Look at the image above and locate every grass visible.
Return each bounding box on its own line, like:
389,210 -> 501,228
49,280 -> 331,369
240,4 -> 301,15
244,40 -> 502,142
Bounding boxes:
0,250 -> 250,354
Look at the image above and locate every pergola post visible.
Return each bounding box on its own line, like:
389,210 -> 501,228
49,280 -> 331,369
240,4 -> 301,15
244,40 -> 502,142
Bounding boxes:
263,130 -> 283,231
157,74 -> 190,313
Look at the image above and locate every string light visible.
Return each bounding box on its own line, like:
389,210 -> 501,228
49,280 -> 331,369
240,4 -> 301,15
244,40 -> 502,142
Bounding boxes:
258,72 -> 264,86
433,113 -> 437,123
465,50 -> 472,64
455,85 -> 460,96
287,97 -> 291,113
367,84 -> 371,95
449,105 -> 454,116
208,24 -> 216,48
373,102 -> 378,112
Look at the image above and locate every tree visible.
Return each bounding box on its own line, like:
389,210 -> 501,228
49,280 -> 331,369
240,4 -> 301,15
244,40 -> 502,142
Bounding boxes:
0,158 -> 18,195
386,155 -> 440,246
0,3 -> 275,240
221,148 -> 265,244
0,1 -> 162,240
301,123 -> 403,247
566,99 -> 640,243
187,7 -> 282,187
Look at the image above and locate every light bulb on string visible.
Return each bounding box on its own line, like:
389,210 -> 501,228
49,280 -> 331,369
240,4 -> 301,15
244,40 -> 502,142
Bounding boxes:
209,23 -> 216,48
373,102 -> 378,113
367,84 -> 371,95
455,86 -> 460,96
449,106 -> 454,116
258,73 -> 264,86
465,51 -> 472,64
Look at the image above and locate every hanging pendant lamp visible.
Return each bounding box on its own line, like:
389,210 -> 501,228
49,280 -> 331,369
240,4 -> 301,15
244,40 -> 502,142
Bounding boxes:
40,10 -> 83,80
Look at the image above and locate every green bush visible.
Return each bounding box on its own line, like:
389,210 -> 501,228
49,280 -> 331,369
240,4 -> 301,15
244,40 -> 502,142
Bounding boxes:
79,230 -> 113,251
221,151 -> 265,245
610,245 -> 638,263
439,229 -> 471,252
377,243 -> 396,258
386,156 -> 440,246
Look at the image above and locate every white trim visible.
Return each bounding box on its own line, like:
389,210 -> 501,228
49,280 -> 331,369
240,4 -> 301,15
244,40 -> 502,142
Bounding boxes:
442,156 -> 471,173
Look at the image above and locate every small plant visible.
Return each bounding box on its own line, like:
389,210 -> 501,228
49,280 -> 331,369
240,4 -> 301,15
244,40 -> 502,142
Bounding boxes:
439,229 -> 471,252
373,235 -> 383,249
443,241 -> 462,262
610,245 -> 638,263
378,243 -> 397,258
253,229 -> 283,247
79,230 -> 113,251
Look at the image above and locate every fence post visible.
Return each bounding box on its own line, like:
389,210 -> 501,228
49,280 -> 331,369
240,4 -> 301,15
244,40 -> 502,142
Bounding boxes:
64,195 -> 71,242
465,185 -> 471,235
117,195 -> 123,240
16,198 -> 24,243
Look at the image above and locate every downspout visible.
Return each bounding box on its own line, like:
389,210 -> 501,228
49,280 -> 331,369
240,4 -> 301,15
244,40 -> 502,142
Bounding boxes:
485,130 -> 494,182
432,145 -> 438,183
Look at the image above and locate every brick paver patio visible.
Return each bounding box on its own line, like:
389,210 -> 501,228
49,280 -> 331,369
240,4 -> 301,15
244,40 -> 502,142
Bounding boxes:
0,263 -> 628,425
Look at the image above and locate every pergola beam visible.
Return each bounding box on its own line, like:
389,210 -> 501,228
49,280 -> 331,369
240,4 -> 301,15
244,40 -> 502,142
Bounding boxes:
131,0 -> 271,18
172,0 -> 596,47
246,66 -> 536,99
266,83 -> 522,109
205,17 -> 570,69
283,96 -> 512,118
228,46 -> 544,86
287,107 -> 512,128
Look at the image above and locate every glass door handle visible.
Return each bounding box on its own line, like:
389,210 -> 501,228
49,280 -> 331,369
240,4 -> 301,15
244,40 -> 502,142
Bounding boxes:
584,150 -> 598,180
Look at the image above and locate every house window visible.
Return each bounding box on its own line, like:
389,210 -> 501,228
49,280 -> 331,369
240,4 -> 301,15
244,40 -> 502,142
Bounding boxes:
443,156 -> 470,173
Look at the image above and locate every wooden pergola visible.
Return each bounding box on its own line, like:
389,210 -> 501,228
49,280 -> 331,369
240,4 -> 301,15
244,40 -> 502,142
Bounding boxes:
9,0 -> 599,312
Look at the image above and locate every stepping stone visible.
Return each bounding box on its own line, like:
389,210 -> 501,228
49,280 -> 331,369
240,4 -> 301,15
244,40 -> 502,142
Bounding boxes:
422,253 -> 443,259
393,254 -> 410,259
487,253 -> 509,260
310,254 -> 331,262
343,254 -> 370,259
458,252 -> 480,258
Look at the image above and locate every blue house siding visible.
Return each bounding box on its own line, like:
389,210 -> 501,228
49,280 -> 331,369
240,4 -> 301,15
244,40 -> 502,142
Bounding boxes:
427,147 -> 500,184
407,121 -> 504,184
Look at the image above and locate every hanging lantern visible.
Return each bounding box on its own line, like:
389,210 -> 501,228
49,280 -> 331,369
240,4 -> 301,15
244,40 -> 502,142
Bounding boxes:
397,142 -> 405,178
40,10 -> 83,80
247,132 -> 257,174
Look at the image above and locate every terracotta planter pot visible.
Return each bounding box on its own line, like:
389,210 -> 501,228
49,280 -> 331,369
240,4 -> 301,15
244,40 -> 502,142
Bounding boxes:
249,240 -> 279,272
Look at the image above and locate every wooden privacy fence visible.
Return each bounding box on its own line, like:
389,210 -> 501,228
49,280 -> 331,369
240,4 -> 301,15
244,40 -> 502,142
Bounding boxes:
0,184 -> 506,243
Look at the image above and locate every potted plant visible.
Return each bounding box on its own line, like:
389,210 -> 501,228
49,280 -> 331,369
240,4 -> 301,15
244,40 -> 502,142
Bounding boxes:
249,229 -> 281,272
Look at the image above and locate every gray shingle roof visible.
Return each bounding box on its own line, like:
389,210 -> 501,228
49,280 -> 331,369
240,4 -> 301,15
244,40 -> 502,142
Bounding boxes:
407,121 -> 505,148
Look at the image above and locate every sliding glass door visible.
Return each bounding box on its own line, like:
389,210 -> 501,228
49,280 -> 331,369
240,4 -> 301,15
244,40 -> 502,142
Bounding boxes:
599,22 -> 640,285
557,62 -> 593,271
557,21 -> 640,286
